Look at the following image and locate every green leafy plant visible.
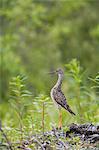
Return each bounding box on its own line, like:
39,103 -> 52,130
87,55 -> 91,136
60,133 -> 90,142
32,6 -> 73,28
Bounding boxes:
65,59 -> 83,84
89,72 -> 99,92
65,59 -> 99,124
9,75 -> 32,141
65,59 -> 84,123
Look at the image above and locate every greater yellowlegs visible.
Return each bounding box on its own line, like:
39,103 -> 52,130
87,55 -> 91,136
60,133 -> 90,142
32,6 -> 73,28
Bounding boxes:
50,68 -> 75,128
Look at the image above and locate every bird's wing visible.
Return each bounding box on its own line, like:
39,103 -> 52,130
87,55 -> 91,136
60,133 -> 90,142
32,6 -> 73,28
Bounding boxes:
54,90 -> 75,115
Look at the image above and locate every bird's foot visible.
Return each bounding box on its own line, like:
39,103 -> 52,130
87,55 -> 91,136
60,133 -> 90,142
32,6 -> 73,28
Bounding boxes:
58,121 -> 62,129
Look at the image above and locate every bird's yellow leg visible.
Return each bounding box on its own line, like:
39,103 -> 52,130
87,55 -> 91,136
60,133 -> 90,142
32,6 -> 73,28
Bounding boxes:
58,109 -> 62,129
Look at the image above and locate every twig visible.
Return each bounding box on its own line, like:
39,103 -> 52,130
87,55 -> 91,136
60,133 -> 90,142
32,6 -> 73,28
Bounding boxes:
52,127 -> 68,149
0,120 -> 13,150
52,126 -> 59,140
42,102 -> 45,136
17,145 -> 32,150
30,137 -> 45,150
58,140 -> 68,150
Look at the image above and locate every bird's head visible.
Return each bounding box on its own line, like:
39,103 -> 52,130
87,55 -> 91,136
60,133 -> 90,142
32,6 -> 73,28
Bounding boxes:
56,68 -> 64,75
48,68 -> 64,77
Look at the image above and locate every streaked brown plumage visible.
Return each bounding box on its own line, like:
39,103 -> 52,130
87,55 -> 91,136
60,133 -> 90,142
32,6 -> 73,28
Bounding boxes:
50,68 -> 75,115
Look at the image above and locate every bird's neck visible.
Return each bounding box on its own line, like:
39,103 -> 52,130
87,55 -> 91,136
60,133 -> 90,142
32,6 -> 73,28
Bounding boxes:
55,74 -> 63,89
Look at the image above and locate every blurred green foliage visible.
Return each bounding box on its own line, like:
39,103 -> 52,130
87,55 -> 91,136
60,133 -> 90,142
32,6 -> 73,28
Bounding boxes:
0,62 -> 99,149
0,0 -> 99,102
0,0 -> 99,145
0,1 -> 99,149
0,58 -> 99,149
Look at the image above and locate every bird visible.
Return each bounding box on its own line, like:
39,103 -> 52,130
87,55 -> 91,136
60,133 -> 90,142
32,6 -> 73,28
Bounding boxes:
50,68 -> 75,128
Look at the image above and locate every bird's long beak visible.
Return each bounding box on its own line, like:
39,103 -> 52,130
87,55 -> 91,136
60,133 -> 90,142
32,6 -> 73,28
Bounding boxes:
47,70 -> 56,75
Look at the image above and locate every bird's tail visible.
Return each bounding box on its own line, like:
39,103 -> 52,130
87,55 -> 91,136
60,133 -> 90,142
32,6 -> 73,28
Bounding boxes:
65,104 -> 76,115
